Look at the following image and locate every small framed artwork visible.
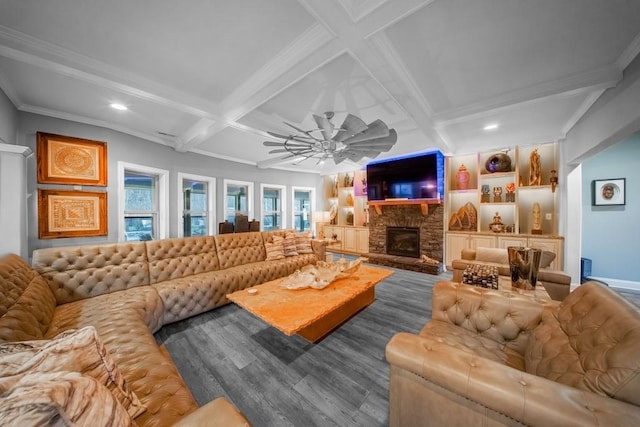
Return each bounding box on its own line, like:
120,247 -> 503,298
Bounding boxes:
38,189 -> 108,239
37,132 -> 108,186
592,178 -> 626,206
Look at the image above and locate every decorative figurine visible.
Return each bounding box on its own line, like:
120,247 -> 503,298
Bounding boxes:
531,202 -> 542,234
481,185 -> 491,203
493,186 -> 503,203
529,148 -> 541,186
489,211 -> 505,233
505,182 -> 516,202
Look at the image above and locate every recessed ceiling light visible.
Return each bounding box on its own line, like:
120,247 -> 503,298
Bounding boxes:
483,123 -> 499,131
110,103 -> 128,111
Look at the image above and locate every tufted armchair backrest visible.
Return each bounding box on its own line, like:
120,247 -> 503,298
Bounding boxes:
145,236 -> 220,284
0,254 -> 57,342
32,242 -> 150,305
431,282 -> 543,354
525,281 -> 640,407
215,231 -> 266,269
431,281 -> 545,356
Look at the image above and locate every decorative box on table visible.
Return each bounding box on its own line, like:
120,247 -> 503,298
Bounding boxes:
461,263 -> 499,289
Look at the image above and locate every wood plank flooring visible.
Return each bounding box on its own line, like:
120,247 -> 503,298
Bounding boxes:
155,258 -> 640,427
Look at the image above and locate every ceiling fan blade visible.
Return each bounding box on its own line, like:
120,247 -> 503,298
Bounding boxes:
283,122 -> 322,141
267,131 -> 314,144
346,129 -> 397,147
333,114 -> 368,142
312,114 -> 334,141
333,152 -> 348,164
263,141 -> 310,149
342,120 -> 390,144
269,149 -> 291,154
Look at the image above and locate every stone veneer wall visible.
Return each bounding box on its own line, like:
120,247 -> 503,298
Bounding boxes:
367,204 -> 444,274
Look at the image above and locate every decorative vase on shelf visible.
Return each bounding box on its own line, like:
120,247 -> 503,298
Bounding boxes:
346,211 -> 354,226
485,152 -> 512,173
455,164 -> 471,190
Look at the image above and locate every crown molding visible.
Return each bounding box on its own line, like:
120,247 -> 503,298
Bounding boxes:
0,142 -> 32,156
19,104 -> 171,146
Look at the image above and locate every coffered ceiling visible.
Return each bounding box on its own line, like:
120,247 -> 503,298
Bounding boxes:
1,0 -> 639,173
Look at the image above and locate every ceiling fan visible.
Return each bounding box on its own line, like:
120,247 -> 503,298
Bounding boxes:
263,112 -> 397,165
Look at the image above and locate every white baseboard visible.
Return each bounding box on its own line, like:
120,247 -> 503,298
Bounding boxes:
588,276 -> 640,291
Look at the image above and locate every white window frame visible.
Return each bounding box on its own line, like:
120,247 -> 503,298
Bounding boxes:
260,183 -> 286,231
118,162 -> 169,242
223,179 -> 254,226
291,186 -> 316,233
177,172 -> 216,237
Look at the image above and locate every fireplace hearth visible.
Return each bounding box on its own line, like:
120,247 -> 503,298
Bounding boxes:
386,227 -> 420,258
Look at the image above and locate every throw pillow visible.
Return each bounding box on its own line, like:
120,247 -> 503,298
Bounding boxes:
265,236 -> 285,261
0,326 -> 145,419
475,247 -> 509,264
0,371 -> 133,427
295,232 -> 313,254
539,250 -> 556,268
283,233 -> 299,257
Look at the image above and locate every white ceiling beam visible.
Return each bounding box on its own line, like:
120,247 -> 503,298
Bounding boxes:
297,0 -> 454,153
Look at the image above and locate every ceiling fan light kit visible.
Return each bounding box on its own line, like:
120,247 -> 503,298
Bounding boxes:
264,112 -> 397,165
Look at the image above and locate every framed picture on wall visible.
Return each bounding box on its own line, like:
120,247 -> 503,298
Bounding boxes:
37,132 -> 108,186
592,178 -> 625,206
38,189 -> 108,239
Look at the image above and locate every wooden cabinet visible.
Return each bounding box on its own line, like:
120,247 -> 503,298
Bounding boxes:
323,225 -> 369,255
356,228 -> 369,253
445,142 -> 563,269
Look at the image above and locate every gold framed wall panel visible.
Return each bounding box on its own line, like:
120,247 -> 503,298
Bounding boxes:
38,189 -> 108,239
37,132 -> 108,186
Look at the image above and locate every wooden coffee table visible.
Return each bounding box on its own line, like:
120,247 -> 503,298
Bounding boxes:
227,265 -> 393,342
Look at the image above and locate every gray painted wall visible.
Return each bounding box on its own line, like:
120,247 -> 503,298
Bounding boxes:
0,88 -> 17,144
17,112 -> 322,255
582,134 -> 640,285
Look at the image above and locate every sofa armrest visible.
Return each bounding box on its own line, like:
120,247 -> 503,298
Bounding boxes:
386,332 -> 640,426
173,397 -> 251,427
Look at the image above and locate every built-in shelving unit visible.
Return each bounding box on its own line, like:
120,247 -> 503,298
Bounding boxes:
445,142 -> 563,269
323,170 -> 369,254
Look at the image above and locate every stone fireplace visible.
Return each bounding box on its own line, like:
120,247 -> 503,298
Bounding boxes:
386,227 -> 420,258
367,203 -> 444,274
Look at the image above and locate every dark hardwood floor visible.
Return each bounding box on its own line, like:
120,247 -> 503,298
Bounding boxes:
155,256 -> 640,426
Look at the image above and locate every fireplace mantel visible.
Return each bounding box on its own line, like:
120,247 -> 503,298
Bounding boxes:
368,198 -> 441,216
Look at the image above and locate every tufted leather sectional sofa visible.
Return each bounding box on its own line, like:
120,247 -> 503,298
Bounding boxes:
1,230 -> 325,426
386,280 -> 640,426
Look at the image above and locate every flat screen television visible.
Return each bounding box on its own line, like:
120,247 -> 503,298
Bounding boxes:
366,151 -> 444,201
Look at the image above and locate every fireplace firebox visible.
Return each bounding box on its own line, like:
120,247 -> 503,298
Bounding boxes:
386,227 -> 420,258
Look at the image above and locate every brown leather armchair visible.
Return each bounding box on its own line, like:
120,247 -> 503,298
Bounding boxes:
386,281 -> 640,426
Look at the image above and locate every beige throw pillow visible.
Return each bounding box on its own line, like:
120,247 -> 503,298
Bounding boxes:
265,236 -> 285,260
0,326 -> 145,419
295,232 -> 313,254
0,371 -> 133,427
283,233 -> 299,257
